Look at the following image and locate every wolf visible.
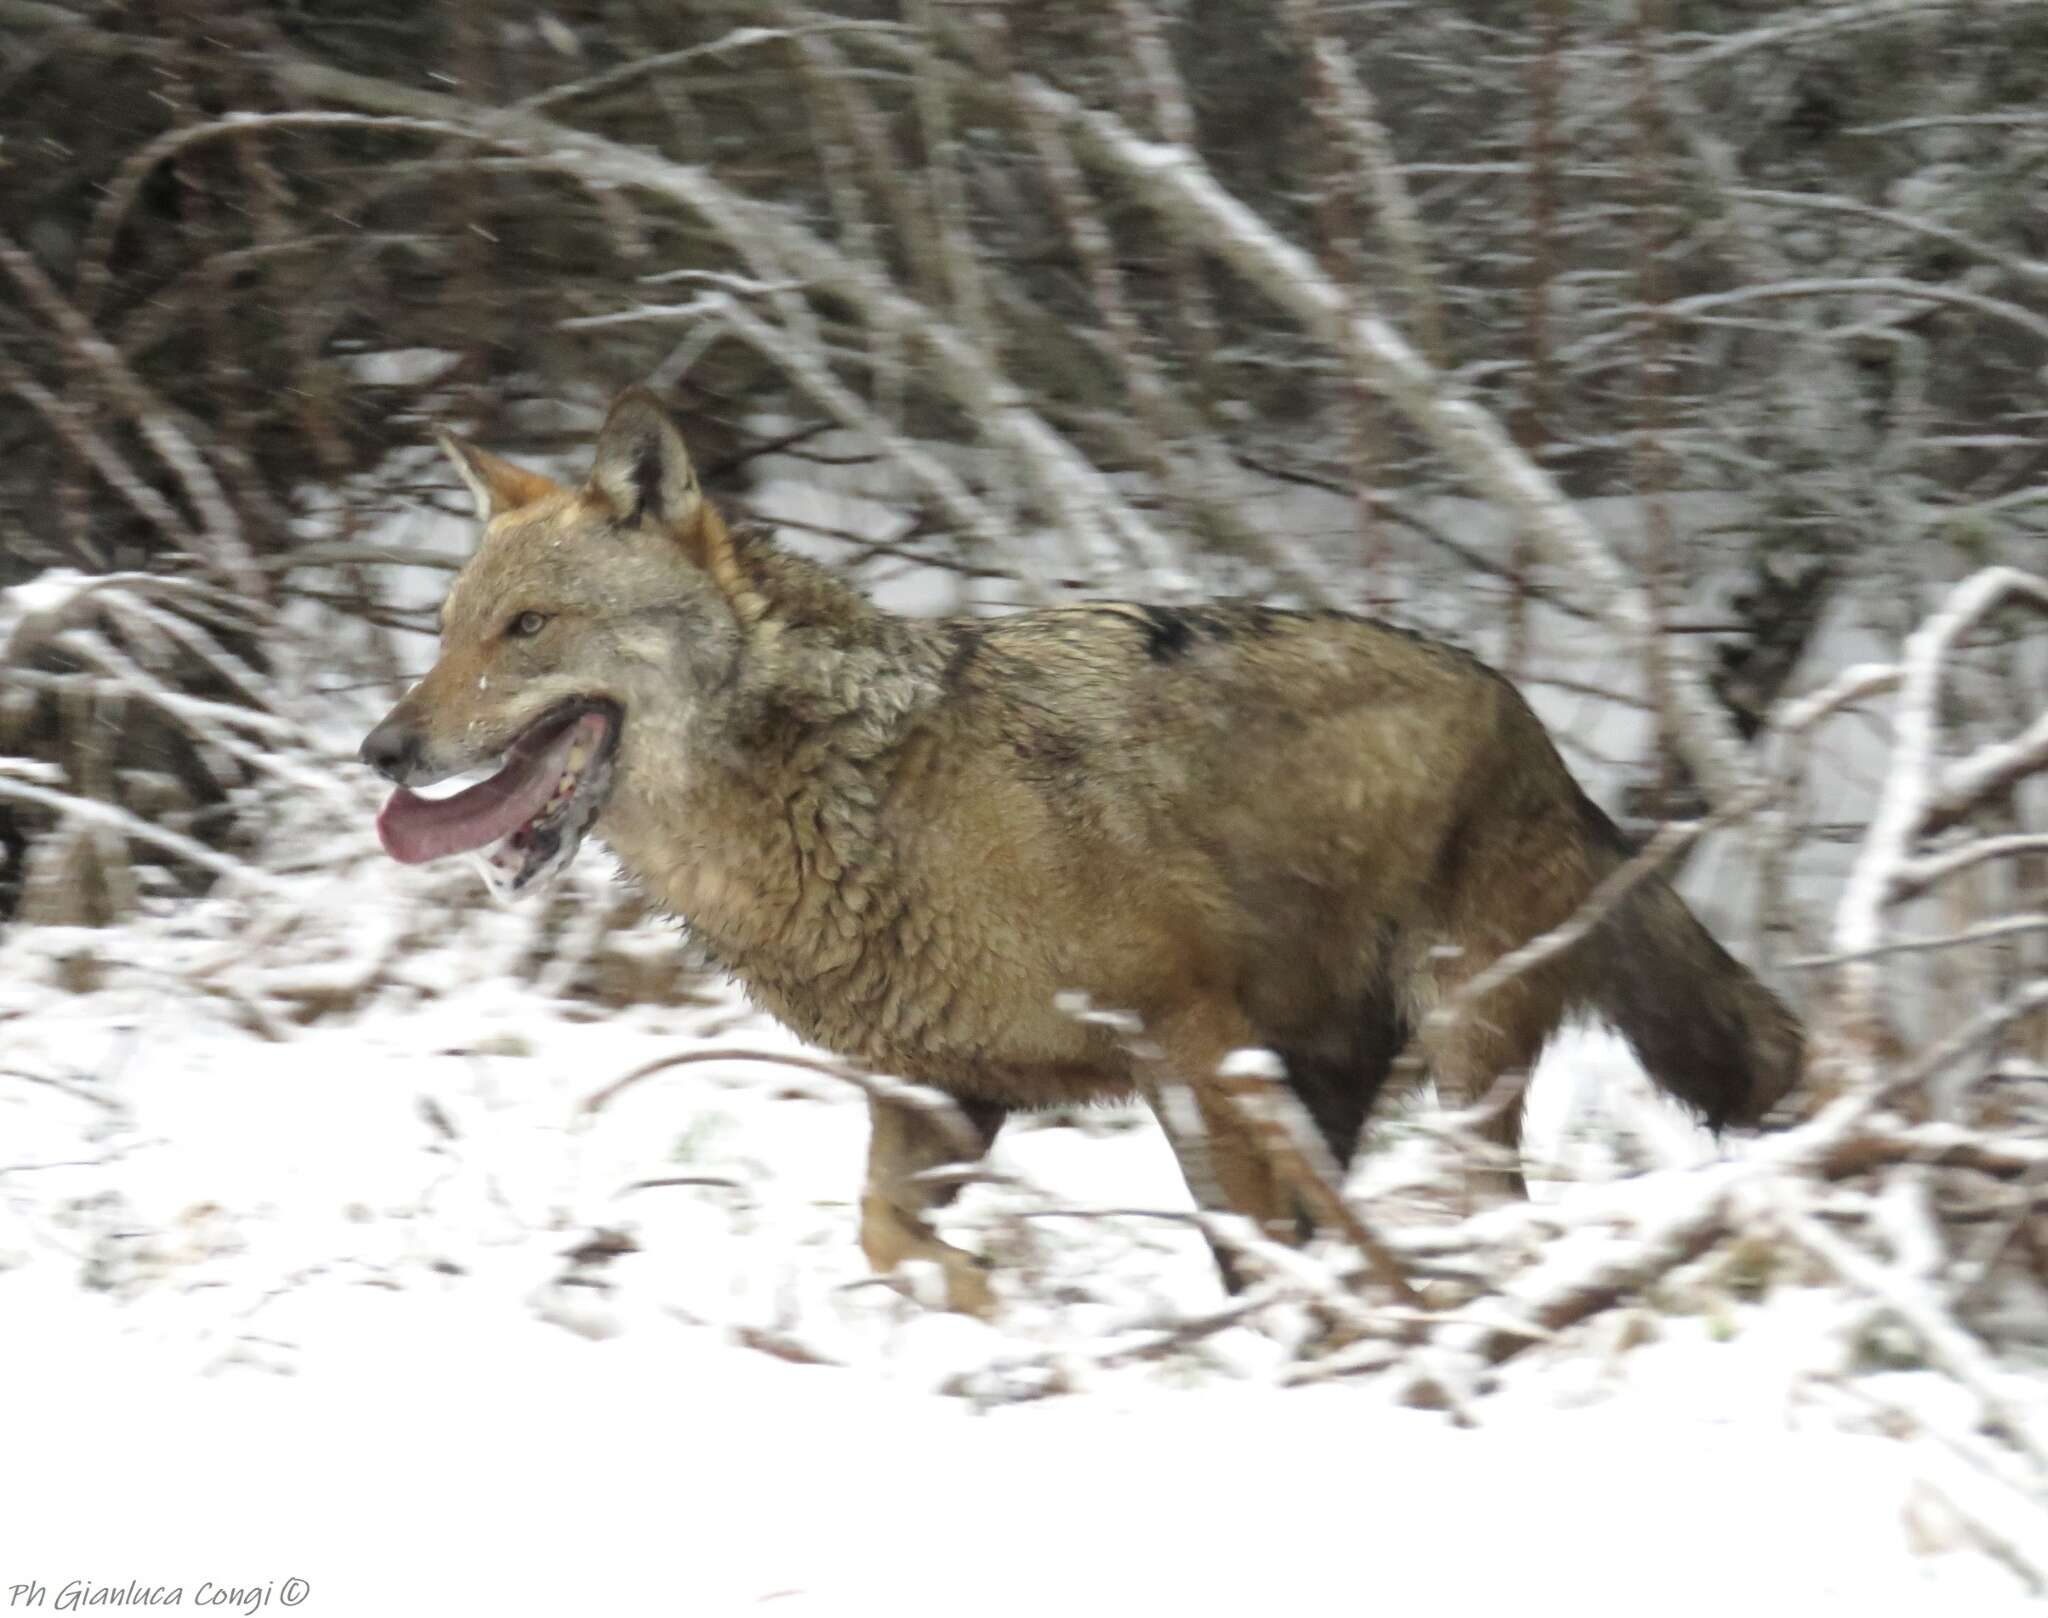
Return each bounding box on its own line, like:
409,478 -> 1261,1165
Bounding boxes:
361,388 -> 1803,1314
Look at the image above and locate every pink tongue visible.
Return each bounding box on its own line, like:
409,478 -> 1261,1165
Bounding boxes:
376,716 -> 593,864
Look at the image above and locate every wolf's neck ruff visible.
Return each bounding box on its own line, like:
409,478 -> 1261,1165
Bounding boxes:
591,604 -> 953,1040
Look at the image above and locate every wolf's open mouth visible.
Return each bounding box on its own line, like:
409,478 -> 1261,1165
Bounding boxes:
375,700 -> 621,896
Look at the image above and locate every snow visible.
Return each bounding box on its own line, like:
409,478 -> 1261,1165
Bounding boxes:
336,347 -> 462,388
6,1338 -> 2027,1616
0,567 -> 96,647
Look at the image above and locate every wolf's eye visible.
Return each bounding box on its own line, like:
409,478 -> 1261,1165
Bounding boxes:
507,610 -> 550,639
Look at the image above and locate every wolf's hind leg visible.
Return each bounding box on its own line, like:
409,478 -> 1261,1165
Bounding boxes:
1142,1000 -> 1312,1291
1415,971 -> 1562,1203
859,1093 -> 1007,1317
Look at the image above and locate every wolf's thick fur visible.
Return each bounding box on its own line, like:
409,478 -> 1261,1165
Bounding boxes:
364,390 -> 1803,1312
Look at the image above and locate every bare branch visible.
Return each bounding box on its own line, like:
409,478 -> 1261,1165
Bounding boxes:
0,232 -> 259,600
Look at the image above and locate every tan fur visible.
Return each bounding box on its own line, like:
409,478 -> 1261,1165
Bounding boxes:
366,389 -> 1806,1314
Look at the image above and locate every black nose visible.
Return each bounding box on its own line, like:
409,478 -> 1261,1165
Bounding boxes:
359,721 -> 424,785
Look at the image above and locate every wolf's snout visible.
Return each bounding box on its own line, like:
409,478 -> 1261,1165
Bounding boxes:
359,719 -> 426,785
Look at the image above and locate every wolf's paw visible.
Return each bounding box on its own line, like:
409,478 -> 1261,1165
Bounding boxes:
940,1254 -> 997,1320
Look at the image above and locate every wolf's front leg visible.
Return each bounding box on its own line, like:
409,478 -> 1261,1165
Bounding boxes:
858,1093 -> 1007,1317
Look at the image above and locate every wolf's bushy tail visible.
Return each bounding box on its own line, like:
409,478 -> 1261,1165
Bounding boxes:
1578,815 -> 1804,1130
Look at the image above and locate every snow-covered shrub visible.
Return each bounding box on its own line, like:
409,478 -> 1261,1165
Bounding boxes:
0,570 -> 272,924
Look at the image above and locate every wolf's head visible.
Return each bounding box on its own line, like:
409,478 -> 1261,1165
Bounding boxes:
360,387 -> 749,896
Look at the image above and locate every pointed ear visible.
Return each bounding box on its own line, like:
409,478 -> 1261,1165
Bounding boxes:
586,386 -> 761,617
435,430 -> 561,521
587,387 -> 704,533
